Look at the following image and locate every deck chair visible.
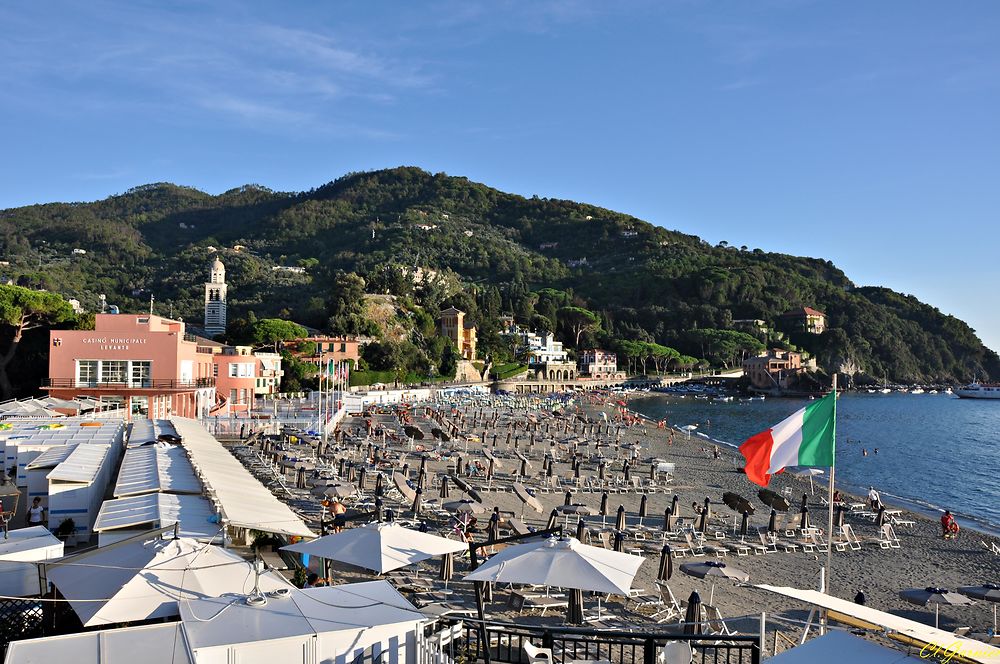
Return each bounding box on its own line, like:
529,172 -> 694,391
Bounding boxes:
506,517 -> 532,536
652,581 -> 684,623
723,539 -> 751,556
686,531 -> 728,557
596,530 -> 613,550
703,604 -> 737,637
763,531 -> 799,553
659,641 -> 693,664
879,523 -> 901,549
523,641 -> 554,664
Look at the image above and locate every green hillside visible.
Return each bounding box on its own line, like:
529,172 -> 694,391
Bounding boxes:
1,166 -> 996,385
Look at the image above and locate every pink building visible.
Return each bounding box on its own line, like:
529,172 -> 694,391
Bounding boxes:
212,346 -> 283,413
45,314 -> 217,419
578,349 -> 619,378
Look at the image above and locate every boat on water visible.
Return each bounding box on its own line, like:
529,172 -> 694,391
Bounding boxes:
954,383 -> 1000,399
910,387 -> 925,394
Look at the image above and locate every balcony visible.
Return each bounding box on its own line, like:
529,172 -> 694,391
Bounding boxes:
43,378 -> 216,391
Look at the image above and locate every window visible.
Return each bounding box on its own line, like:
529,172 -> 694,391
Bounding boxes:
213,364 -> 219,377
77,360 -> 98,387
101,360 -> 128,384
228,362 -> 254,378
131,361 -> 151,388
230,389 -> 238,404
240,388 -> 249,404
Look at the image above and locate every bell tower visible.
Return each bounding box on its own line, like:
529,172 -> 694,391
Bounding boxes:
203,256 -> 227,337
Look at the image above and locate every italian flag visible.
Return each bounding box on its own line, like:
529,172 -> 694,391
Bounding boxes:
739,392 -> 836,486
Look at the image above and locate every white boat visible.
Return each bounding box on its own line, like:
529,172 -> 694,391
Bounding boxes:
880,388 -> 892,394
910,388 -> 925,394
955,383 -> 1000,399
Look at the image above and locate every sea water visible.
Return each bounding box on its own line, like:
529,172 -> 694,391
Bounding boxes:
630,392 -> 1000,535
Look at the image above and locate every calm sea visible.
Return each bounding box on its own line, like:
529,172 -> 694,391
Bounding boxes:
629,392 -> 1000,536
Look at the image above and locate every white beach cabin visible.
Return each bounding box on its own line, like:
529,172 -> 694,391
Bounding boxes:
0,526 -> 64,597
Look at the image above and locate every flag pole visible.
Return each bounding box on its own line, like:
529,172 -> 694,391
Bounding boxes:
824,373 -> 838,594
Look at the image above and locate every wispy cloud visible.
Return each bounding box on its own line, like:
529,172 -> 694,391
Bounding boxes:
0,1 -> 430,136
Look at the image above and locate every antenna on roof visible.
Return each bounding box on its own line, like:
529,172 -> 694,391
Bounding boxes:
149,294 -> 155,315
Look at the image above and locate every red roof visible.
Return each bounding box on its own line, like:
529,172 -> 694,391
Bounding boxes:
782,306 -> 825,318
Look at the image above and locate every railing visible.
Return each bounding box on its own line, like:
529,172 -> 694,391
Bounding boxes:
43,378 -> 216,389
450,619 -> 760,664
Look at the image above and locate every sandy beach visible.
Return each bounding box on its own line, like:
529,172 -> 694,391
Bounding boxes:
271,392 -> 1000,644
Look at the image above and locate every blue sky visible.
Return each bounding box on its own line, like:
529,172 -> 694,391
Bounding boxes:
2,1 -> 999,350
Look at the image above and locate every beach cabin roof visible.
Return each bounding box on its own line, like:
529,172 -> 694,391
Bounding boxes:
24,443 -> 79,470
46,444 -> 111,484
94,492 -> 220,542
755,584 -> 1000,663
766,630 -> 921,663
113,444 -> 202,497
170,417 -> 314,537
0,526 -> 65,598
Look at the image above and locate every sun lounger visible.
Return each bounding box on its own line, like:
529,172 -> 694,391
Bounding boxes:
878,523 -> 901,549
685,532 -> 728,557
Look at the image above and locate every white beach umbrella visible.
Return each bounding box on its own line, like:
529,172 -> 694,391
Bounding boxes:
464,536 -> 644,595
47,537 -> 290,627
282,521 -> 467,574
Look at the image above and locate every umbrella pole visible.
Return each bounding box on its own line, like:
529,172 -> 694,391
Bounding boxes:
935,603 -> 940,629
710,582 -> 716,606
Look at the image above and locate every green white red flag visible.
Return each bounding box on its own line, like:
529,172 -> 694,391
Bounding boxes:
739,392 -> 836,486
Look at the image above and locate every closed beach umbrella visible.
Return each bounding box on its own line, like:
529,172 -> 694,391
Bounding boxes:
658,543 -> 673,581
439,476 -> 450,499
567,588 -> 585,625
799,498 -> 810,530
638,494 -> 648,519
623,461 -> 631,482
598,462 -> 606,481
439,551 -> 454,590
613,530 -> 625,552
664,507 -> 674,532
698,505 -> 709,534
576,519 -> 587,542
703,497 -> 712,520
416,467 -> 426,491
357,466 -> 367,490
616,505 -> 626,531
455,455 -> 463,475
565,490 -> 573,506
650,463 -> 657,480
875,505 -> 886,530
520,457 -> 528,477
835,506 -> 845,528
671,494 -> 680,518
374,473 -> 384,497
412,487 -> 423,515
740,511 -> 750,539
486,457 -> 494,481
683,591 -> 703,634
959,584 -> 1000,631
768,509 -> 777,533
899,587 -> 974,628
546,509 -> 559,530
599,493 -> 609,517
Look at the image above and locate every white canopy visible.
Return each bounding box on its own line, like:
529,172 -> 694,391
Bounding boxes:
0,526 -> 64,597
4,582 -> 425,664
282,521 -> 467,574
46,536 -> 291,626
113,443 -> 202,497
464,536 -> 645,595
4,622 -> 191,664
94,492 -> 222,543
755,584 -> 1000,664
767,630 -> 921,663
171,417 -> 314,537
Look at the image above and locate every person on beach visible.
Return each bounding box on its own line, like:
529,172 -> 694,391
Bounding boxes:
868,487 -> 881,509
941,511 -> 960,540
26,497 -> 45,527
303,573 -> 319,588
330,499 -> 347,533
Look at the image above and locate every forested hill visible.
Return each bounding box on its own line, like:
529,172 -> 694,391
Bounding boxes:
1,166 -> 997,383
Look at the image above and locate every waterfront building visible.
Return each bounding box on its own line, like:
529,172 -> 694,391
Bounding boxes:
780,306 -> 826,334
577,349 -> 618,378
203,257 -> 227,338
438,307 -> 477,360
290,335 -> 362,370
743,348 -> 805,390
45,314 -> 216,419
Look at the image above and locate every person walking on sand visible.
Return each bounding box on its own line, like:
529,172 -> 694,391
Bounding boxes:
868,487 -> 881,510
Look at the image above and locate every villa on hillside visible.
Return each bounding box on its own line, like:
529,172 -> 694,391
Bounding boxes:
438,307 -> 477,360
781,306 -> 827,334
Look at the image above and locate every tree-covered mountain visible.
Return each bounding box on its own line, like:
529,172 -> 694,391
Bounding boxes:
1,166 -> 996,384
